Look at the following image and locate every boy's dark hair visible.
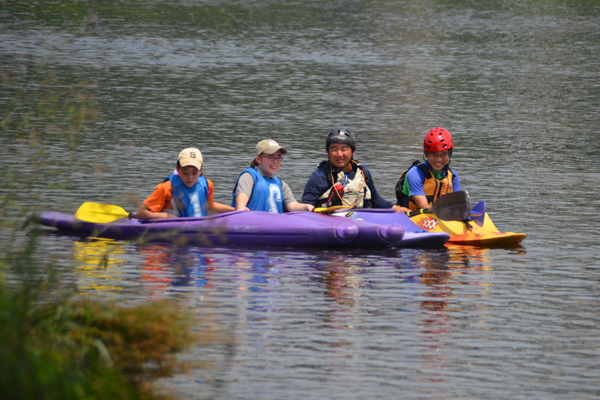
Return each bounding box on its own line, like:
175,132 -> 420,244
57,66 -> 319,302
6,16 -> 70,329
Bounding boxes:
176,160 -> 202,172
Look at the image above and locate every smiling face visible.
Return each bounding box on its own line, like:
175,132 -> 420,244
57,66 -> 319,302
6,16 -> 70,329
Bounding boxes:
425,150 -> 450,171
256,150 -> 284,176
327,143 -> 355,172
177,165 -> 202,187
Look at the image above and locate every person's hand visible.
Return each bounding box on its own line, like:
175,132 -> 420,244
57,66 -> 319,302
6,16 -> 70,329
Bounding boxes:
392,205 -> 410,213
305,204 -> 314,212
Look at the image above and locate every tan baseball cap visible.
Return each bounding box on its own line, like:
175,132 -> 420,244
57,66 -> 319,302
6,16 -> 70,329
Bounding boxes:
255,139 -> 288,156
178,148 -> 203,169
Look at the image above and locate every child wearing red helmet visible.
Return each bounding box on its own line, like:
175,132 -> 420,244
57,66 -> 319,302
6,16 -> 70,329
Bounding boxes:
395,127 -> 461,211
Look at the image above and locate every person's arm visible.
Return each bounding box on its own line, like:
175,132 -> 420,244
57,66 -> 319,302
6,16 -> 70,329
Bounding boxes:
235,193 -> 251,211
234,173 -> 255,211
136,203 -> 178,220
285,201 -> 314,212
405,166 -> 429,209
281,181 -> 314,212
365,172 -> 406,212
406,169 -> 460,210
210,201 -> 237,213
410,195 -> 429,209
137,181 -> 178,220
362,167 -> 395,209
451,169 -> 461,192
205,179 -> 239,214
301,169 -> 328,206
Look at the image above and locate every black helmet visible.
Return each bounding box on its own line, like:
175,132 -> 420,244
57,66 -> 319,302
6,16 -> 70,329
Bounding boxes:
326,128 -> 356,151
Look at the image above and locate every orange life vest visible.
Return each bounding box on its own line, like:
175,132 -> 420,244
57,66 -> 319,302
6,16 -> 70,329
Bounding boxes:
397,163 -> 455,211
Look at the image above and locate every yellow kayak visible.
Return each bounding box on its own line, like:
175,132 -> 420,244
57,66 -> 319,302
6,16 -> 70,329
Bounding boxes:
409,201 -> 527,246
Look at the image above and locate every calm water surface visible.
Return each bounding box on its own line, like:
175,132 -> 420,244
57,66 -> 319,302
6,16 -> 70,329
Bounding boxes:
1,1 -> 600,398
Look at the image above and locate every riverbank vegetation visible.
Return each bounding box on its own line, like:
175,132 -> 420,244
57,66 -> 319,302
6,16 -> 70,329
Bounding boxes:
0,251 -> 196,399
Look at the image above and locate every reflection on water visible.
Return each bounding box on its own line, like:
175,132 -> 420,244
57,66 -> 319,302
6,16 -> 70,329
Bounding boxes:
39,230 -> 600,398
139,244 -> 216,299
310,254 -> 373,335
312,255 -> 367,307
73,238 -> 129,294
73,239 -> 219,298
65,233 -> 598,398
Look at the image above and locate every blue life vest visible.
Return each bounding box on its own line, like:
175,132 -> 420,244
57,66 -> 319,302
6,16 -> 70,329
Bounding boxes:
231,168 -> 284,213
168,174 -> 209,217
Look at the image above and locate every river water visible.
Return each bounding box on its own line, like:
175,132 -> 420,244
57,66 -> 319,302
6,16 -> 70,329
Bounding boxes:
1,1 -> 600,399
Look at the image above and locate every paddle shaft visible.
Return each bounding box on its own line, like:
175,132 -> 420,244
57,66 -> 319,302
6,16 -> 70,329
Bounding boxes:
313,205 -> 354,214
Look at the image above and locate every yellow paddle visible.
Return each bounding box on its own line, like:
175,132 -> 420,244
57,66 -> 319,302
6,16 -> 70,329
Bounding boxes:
75,202 -> 134,223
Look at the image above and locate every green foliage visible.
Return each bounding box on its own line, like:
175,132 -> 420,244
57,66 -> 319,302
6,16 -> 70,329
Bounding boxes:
70,300 -> 197,378
0,237 -> 198,400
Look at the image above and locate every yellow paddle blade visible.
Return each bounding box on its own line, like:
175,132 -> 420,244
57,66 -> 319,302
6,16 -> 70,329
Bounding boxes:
75,202 -> 131,223
313,205 -> 354,214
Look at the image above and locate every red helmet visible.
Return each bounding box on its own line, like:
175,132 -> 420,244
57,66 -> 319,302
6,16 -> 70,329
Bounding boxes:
424,127 -> 454,152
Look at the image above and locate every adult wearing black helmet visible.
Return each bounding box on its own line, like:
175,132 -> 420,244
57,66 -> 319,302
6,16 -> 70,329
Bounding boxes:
302,128 -> 403,211
325,127 -> 356,152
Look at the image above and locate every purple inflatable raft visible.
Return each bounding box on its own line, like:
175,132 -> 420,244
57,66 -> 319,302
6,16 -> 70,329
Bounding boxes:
30,210 -> 449,249
327,208 -> 450,247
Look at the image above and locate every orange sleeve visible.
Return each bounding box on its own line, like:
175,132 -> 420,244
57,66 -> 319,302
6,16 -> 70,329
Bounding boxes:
206,178 -> 214,204
143,180 -> 174,212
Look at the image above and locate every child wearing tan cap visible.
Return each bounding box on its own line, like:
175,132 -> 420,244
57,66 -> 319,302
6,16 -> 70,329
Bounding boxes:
232,139 -> 314,213
137,148 -> 235,220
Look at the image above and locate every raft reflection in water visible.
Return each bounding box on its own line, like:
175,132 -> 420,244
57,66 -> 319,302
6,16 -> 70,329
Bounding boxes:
394,246 -> 497,379
71,239 -> 508,391
72,238 -> 217,298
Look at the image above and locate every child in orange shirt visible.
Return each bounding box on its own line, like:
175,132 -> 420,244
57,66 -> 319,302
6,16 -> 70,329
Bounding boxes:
136,148 -> 235,220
